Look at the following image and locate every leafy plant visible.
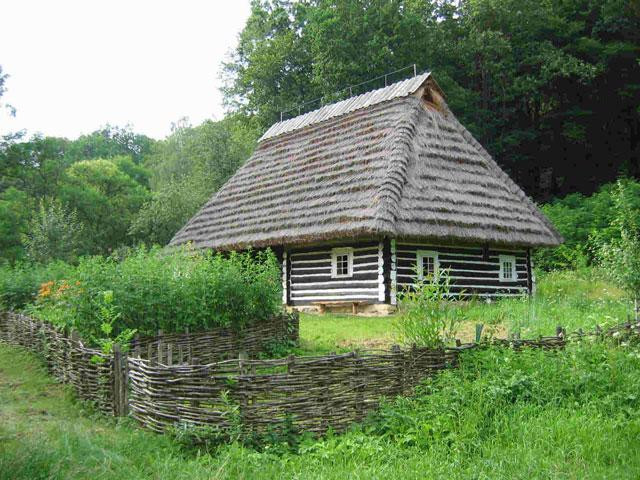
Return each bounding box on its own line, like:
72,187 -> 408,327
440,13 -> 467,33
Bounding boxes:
595,179 -> 640,320
18,245 -> 282,346
168,390 -> 243,452
395,271 -> 463,348
90,291 -> 136,360
22,199 -> 86,264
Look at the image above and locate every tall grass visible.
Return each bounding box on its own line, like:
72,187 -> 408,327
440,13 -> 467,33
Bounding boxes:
464,267 -> 627,337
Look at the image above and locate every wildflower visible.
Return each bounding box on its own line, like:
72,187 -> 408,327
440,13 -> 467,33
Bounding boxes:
38,281 -> 55,299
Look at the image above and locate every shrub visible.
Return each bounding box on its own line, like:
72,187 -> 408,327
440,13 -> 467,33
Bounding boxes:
29,246 -> 282,341
535,178 -> 640,271
596,180 -> 640,320
22,199 -> 86,264
0,261 -> 71,310
395,273 -> 463,348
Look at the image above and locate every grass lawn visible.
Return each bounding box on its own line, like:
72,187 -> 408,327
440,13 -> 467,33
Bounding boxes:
298,312 -> 399,354
297,268 -> 629,354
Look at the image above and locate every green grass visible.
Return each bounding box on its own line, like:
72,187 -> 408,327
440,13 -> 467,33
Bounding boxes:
464,268 -> 628,337
2,339 -> 640,479
297,268 -> 630,354
298,313 -> 399,354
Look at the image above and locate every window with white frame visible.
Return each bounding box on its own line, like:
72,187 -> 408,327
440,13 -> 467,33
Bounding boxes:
331,247 -> 353,278
499,255 -> 517,282
417,250 -> 438,280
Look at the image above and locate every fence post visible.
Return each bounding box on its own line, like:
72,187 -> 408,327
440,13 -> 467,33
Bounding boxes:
475,323 -> 484,343
112,343 -> 128,417
133,334 -> 141,359
354,351 -> 364,420
286,354 -> 295,375
391,344 -> 403,395
0,311 -> 6,342
157,330 -> 164,365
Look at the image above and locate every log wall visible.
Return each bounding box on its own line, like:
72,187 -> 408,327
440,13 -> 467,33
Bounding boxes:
395,242 -> 531,297
288,241 -> 383,305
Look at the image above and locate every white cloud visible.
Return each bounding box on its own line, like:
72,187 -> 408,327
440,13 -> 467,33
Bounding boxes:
0,0 -> 250,139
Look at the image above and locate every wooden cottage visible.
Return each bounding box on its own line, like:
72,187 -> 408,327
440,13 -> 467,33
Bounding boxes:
171,73 -> 562,313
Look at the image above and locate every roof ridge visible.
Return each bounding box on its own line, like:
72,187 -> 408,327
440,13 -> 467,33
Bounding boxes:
373,97 -> 425,234
260,72 -> 431,142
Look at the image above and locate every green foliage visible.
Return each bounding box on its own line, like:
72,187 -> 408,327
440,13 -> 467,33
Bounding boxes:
465,268 -> 627,338
0,261 -> 70,310
63,125 -> 154,165
22,199 -> 85,264
596,180 -> 640,316
28,246 -> 282,342
366,343 -> 640,463
60,158 -> 150,254
0,129 -> 154,260
168,390 -> 243,452
131,117 -> 259,245
3,337 -> 640,479
534,178 -> 640,270
395,274 -> 462,348
90,290 -> 137,358
0,187 -> 31,262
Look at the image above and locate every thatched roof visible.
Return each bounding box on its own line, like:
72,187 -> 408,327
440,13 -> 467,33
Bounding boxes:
171,73 -> 562,250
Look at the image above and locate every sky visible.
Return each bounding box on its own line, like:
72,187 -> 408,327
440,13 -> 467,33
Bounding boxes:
0,0 -> 251,140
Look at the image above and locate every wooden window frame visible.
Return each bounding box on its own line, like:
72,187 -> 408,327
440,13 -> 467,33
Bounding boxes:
499,254 -> 517,282
416,250 -> 439,280
331,247 -> 354,278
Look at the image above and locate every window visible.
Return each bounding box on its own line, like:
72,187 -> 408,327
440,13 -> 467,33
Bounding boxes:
331,248 -> 353,278
499,255 -> 517,282
417,250 -> 439,280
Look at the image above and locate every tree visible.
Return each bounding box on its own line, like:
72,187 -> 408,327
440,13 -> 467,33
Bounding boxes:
22,200 -> 85,264
129,177 -> 210,246
60,158 -> 150,254
64,125 -> 154,165
0,135 -> 72,198
132,116 -> 258,245
0,65 -> 15,117
0,188 -> 31,262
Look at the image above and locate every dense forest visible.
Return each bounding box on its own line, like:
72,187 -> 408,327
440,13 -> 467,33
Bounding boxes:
1,0 -> 639,264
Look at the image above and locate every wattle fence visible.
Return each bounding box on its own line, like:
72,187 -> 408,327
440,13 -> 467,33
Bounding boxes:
127,345 -> 460,434
0,311 -> 299,418
1,311 -> 639,437
0,312 -> 116,414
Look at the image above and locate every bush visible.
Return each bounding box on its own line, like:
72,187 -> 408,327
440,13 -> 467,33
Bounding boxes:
22,199 -> 85,264
595,180 -> 640,320
535,178 -> 640,271
29,246 -> 282,341
0,261 -> 71,310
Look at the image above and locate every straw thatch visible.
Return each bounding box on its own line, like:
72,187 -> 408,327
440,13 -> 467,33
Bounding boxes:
171,73 -> 562,250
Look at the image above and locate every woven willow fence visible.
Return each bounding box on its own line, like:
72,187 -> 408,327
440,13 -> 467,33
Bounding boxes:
130,313 -> 299,365
127,346 -> 460,434
1,311 -> 639,437
0,312 -> 116,414
0,311 -> 299,417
